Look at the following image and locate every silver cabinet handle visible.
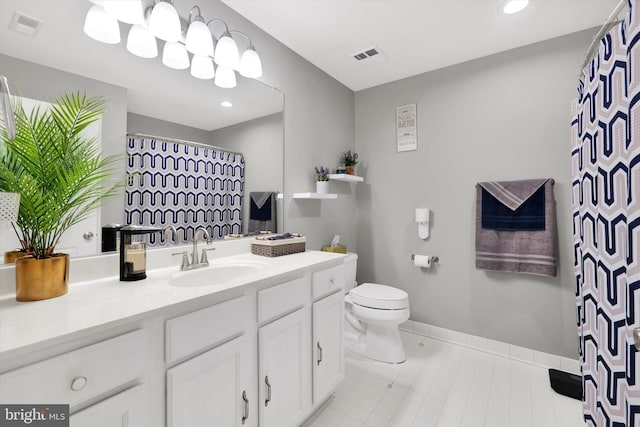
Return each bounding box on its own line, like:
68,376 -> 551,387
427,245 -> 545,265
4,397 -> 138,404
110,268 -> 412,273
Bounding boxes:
264,376 -> 271,407
82,232 -> 94,241
241,390 -> 249,425
329,278 -> 334,285
317,342 -> 323,366
634,328 -> 640,351
70,376 -> 87,391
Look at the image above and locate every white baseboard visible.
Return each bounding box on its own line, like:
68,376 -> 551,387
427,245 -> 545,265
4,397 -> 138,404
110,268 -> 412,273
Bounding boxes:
400,320 -> 580,375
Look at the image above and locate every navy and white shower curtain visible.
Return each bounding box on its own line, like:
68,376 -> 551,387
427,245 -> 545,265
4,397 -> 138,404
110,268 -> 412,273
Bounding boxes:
571,0 -> 640,425
125,135 -> 244,244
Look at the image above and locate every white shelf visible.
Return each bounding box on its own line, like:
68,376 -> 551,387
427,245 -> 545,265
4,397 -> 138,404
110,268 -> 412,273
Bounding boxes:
292,192 -> 338,199
328,174 -> 364,183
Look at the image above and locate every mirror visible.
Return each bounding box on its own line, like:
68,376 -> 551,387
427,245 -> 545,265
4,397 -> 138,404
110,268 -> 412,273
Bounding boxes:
0,0 -> 284,261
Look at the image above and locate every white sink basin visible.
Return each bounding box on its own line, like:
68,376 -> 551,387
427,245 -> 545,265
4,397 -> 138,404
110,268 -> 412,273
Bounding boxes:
170,259 -> 269,287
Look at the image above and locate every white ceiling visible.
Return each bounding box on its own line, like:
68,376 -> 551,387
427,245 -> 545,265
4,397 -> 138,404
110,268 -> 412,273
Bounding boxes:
221,0 -> 621,91
0,0 -> 283,131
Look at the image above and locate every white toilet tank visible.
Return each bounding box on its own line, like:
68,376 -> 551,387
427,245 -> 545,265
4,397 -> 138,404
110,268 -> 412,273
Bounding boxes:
344,252 -> 358,292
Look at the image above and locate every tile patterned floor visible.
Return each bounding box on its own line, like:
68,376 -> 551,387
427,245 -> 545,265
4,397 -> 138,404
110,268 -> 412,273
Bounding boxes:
307,331 -> 584,427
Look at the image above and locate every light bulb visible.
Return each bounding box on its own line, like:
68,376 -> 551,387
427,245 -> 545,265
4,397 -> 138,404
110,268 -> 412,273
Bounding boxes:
84,4 -> 121,44
215,67 -> 237,88
149,1 -> 181,42
162,42 -> 190,70
186,20 -> 214,56
214,33 -> 239,69
103,0 -> 145,25
239,47 -> 262,78
127,24 -> 158,58
191,55 -> 215,80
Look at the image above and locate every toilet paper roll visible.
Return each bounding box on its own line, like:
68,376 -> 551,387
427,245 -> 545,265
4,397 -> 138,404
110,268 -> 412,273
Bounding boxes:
413,255 -> 432,268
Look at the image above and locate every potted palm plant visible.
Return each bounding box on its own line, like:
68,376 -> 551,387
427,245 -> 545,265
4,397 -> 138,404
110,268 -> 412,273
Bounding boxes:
0,92 -> 119,301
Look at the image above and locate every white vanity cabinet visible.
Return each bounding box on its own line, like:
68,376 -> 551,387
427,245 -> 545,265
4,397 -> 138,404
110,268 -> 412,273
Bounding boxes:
257,276 -> 311,427
69,385 -> 146,427
167,336 -> 253,427
165,296 -> 254,427
311,265 -> 345,405
312,291 -> 344,404
0,329 -> 147,420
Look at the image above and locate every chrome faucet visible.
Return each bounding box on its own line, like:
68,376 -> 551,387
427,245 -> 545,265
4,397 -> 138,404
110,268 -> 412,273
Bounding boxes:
172,227 -> 215,271
162,225 -> 178,245
192,227 -> 211,265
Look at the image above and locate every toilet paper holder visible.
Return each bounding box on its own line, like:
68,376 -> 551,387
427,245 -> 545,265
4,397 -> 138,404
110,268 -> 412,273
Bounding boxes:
410,254 -> 439,263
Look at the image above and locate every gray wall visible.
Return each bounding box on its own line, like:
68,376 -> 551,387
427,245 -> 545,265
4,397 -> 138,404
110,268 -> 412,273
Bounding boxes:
127,112 -> 212,142
354,29 -> 595,358
211,1 -> 357,251
210,113 -> 284,233
0,54 -> 128,226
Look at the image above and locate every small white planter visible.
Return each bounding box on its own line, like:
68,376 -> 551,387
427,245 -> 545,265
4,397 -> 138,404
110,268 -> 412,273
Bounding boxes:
316,181 -> 330,194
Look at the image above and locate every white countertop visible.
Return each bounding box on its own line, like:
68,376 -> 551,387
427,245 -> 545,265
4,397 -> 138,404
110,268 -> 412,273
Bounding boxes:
0,247 -> 345,358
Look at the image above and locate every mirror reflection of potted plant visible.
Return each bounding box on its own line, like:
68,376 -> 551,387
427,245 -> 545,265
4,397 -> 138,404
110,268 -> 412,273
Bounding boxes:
315,166 -> 330,194
0,93 -> 120,301
340,150 -> 359,175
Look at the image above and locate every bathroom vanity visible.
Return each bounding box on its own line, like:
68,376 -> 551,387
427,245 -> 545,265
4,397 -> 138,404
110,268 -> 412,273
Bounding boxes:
0,239 -> 345,427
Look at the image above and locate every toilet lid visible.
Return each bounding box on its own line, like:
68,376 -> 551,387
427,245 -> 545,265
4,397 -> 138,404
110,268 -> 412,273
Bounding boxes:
349,283 -> 409,310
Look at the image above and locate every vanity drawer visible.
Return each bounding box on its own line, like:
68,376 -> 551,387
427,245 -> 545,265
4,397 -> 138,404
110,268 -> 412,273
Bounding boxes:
0,329 -> 145,407
165,296 -> 247,364
258,276 -> 309,323
312,265 -> 345,299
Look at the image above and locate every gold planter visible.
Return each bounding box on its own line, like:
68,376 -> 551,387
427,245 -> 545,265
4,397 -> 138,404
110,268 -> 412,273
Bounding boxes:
15,253 -> 69,301
345,165 -> 356,175
4,250 -> 31,264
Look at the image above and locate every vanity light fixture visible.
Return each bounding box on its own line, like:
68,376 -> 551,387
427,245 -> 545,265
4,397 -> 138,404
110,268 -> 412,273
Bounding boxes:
162,41 -> 190,70
503,0 -> 529,14
215,66 -> 237,88
127,24 -> 158,58
148,0 -> 181,42
220,101 -> 233,107
209,20 -> 240,69
190,55 -> 215,79
185,6 -> 214,56
231,30 -> 263,78
83,4 -> 120,44
103,0 -> 145,25
83,1 -> 264,88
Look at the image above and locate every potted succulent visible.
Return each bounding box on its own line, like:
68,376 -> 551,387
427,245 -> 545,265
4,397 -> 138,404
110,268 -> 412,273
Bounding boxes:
340,150 -> 359,175
314,166 -> 330,194
0,92 -> 120,301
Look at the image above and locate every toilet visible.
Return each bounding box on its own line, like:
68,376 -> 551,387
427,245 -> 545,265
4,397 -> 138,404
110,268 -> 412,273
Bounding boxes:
343,253 -> 410,363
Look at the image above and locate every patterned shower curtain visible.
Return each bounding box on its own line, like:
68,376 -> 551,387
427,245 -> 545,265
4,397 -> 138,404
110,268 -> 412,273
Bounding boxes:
571,1 -> 640,425
125,135 -> 244,245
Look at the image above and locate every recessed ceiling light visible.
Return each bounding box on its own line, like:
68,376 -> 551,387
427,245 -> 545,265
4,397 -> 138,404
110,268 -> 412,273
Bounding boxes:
503,0 -> 529,14
221,101 -> 233,107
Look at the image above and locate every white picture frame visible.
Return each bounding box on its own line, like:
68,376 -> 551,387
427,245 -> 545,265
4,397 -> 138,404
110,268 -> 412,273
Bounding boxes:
396,103 -> 417,152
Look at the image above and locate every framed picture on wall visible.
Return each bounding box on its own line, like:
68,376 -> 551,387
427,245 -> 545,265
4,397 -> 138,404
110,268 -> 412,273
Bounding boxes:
396,103 -> 417,152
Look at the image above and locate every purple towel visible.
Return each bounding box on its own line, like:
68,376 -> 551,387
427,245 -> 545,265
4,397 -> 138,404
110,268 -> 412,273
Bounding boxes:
475,179 -> 557,277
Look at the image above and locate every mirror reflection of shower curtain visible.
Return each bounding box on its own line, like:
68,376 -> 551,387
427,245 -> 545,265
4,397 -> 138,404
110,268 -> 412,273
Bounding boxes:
571,1 -> 640,425
125,135 -> 245,245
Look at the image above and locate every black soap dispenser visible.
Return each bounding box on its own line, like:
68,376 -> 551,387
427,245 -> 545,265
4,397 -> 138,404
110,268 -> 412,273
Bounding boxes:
119,225 -> 162,281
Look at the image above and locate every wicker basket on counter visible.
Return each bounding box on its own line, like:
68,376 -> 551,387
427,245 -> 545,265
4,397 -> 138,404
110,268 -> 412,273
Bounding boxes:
251,236 -> 306,257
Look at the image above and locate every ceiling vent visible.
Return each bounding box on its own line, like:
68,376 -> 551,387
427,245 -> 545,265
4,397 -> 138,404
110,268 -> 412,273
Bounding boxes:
350,45 -> 387,65
9,12 -> 43,37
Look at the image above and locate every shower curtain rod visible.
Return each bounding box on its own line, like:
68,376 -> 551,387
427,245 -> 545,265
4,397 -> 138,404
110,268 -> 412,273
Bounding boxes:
579,0 -> 627,74
127,133 -> 243,156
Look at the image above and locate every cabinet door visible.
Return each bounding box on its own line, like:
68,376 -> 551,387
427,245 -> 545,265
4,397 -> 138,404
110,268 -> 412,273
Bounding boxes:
167,335 -> 253,427
70,385 -> 146,427
312,291 -> 344,404
258,309 -> 308,427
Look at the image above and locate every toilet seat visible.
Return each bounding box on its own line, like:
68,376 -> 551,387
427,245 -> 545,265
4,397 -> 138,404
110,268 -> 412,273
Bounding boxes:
349,283 -> 409,310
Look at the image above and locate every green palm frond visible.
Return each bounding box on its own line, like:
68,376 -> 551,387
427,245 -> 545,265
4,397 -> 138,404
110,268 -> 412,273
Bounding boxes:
0,92 -> 121,259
